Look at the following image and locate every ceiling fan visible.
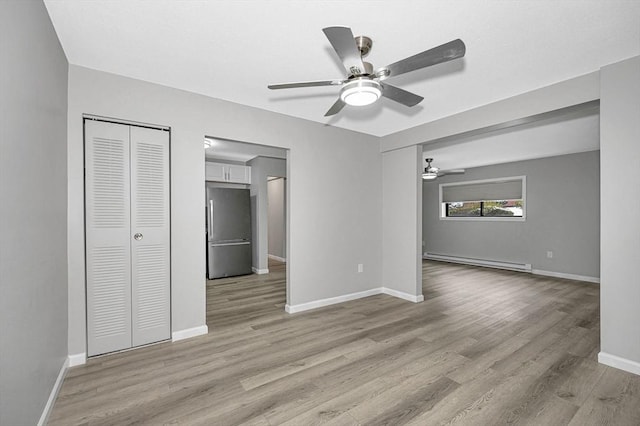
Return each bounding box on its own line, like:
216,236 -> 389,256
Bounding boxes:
268,26 -> 466,116
422,158 -> 465,180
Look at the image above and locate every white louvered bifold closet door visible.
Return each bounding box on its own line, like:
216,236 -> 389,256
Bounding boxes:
130,126 -> 170,347
85,121 -> 133,356
85,120 -> 170,357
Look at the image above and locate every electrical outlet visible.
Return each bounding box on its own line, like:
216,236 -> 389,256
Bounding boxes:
357,263 -> 363,273
547,251 -> 553,259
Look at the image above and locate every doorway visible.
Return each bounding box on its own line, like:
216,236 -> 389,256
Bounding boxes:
203,137 -> 289,318
267,177 -> 287,264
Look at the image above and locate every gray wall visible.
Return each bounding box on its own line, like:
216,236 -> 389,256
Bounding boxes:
248,157 -> 286,271
268,178 -> 286,259
423,151 -> 600,278
377,73 -> 600,309
67,65 -> 383,354
382,145 -> 423,298
600,56 -> 640,369
0,1 -> 69,424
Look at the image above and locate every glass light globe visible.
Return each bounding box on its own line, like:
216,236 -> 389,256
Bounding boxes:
340,79 -> 382,106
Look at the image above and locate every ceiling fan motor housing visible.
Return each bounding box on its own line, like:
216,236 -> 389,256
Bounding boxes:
355,35 -> 372,57
348,62 -> 374,77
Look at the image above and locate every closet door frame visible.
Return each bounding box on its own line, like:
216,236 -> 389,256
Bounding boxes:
84,116 -> 171,357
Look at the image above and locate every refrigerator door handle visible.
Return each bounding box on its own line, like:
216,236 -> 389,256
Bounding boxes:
210,241 -> 251,247
208,200 -> 214,239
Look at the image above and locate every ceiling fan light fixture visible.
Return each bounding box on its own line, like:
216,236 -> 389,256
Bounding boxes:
422,158 -> 439,180
422,171 -> 438,180
340,79 -> 381,106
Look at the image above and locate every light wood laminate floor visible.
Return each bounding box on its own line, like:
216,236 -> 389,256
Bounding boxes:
49,260 -> 640,425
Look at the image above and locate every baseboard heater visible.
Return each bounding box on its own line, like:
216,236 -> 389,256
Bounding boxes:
424,253 -> 532,273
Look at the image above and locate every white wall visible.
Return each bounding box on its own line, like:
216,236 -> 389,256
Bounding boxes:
382,145 -> 423,300
0,1 -> 69,424
599,55 -> 640,374
423,151 -> 600,279
268,178 -> 286,260
67,66 -> 382,354
247,157 -> 286,272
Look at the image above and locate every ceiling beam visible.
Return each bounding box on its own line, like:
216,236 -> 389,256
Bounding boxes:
380,71 -> 600,153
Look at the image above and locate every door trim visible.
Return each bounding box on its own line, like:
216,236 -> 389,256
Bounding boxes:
83,114 -> 170,131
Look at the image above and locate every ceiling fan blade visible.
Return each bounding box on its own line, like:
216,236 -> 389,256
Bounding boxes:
268,79 -> 345,90
438,169 -> 466,177
379,39 -> 466,79
324,98 -> 346,116
322,26 -> 366,76
380,83 -> 424,107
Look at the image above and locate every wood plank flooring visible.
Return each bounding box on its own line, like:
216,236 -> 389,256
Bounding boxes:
49,260 -> 640,425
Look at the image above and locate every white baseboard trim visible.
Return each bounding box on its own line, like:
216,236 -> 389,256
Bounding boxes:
532,269 -> 600,284
67,352 -> 86,367
252,267 -> 269,275
37,357 -> 68,426
286,288 -> 383,314
268,254 -> 287,263
381,287 -> 425,303
285,287 -> 424,314
598,352 -> 640,376
172,325 -> 208,342
424,253 -> 532,272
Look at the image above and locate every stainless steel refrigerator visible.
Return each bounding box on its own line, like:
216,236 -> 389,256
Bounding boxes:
206,187 -> 252,279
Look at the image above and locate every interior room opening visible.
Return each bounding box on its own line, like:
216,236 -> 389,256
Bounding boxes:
203,136 -> 288,322
420,104 -> 601,282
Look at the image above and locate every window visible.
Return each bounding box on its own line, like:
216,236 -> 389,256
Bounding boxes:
446,200 -> 523,217
440,176 -> 526,221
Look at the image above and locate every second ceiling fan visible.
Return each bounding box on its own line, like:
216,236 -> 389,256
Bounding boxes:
268,26 -> 466,116
422,158 -> 465,180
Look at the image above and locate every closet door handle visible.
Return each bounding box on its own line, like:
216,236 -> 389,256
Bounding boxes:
133,233 -> 143,241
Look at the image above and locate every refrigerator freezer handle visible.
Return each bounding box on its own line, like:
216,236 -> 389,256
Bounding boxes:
208,200 -> 214,238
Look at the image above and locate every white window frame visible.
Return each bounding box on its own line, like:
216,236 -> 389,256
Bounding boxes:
439,175 -> 527,222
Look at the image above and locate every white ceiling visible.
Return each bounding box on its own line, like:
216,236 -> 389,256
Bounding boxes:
44,1 -> 639,137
